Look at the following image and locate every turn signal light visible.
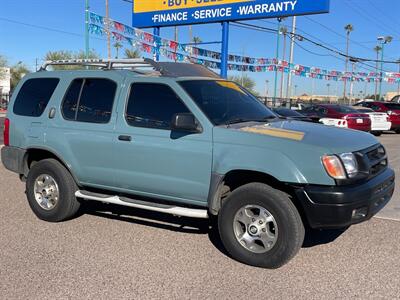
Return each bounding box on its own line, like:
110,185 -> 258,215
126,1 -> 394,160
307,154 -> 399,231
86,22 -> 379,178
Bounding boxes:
322,155 -> 346,180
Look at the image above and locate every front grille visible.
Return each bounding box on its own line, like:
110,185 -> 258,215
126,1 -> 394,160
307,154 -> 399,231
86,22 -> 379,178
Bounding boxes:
357,144 -> 388,179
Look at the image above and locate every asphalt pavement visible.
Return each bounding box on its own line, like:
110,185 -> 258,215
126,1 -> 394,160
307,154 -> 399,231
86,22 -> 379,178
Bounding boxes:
0,122 -> 399,298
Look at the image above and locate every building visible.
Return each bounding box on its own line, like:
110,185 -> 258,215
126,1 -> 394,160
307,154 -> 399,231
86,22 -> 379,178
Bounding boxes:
0,67 -> 11,104
295,94 -> 339,103
385,91 -> 399,101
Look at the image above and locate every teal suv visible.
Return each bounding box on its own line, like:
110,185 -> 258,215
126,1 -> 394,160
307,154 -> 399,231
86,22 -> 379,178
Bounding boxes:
1,59 -> 395,268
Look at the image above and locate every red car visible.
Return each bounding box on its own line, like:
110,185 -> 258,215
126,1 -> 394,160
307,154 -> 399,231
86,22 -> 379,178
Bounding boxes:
302,104 -> 371,131
354,101 -> 400,133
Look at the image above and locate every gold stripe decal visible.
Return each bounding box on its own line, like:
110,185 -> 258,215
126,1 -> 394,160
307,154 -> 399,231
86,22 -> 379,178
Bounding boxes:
240,126 -> 305,141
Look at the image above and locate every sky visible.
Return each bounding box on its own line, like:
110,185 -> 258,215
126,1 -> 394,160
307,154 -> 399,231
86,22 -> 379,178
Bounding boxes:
1,0 -> 400,97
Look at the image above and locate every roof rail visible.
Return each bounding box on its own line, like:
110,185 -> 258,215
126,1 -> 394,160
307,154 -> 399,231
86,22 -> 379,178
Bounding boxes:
39,58 -> 220,78
39,58 -> 160,72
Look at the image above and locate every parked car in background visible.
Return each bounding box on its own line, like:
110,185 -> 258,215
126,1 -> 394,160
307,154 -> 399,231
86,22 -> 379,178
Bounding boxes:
290,103 -> 310,111
272,107 -> 314,122
301,104 -> 371,132
353,107 -> 391,136
354,101 -> 400,134
390,95 -> 400,103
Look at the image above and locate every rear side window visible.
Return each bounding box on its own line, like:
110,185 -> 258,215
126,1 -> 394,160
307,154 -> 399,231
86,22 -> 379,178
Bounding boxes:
13,78 -> 59,117
126,83 -> 190,130
62,78 -> 117,123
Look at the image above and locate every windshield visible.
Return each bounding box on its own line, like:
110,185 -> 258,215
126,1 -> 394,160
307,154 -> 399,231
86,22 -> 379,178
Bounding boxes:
331,105 -> 359,113
384,103 -> 400,110
273,108 -> 304,117
179,80 -> 276,125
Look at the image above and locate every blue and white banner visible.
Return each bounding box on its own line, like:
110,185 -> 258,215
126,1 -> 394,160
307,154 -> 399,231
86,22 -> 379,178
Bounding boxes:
132,0 -> 330,28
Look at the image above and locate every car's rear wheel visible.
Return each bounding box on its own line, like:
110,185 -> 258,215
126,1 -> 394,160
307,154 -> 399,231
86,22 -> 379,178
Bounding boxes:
26,159 -> 80,222
218,183 -> 304,268
372,131 -> 382,136
395,129 -> 400,134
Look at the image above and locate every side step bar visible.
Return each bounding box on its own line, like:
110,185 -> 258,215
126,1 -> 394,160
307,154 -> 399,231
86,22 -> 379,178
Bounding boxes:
75,190 -> 209,219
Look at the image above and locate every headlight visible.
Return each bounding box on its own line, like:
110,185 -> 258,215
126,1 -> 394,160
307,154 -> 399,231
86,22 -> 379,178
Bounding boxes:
339,153 -> 358,178
322,153 -> 358,180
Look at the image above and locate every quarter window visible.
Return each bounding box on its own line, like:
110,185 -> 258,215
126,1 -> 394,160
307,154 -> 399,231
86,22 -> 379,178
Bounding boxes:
126,83 -> 190,130
62,78 -> 116,123
13,78 -> 59,117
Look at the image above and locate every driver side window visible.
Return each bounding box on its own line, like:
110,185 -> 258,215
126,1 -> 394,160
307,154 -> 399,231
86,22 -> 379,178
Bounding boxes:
126,83 -> 190,130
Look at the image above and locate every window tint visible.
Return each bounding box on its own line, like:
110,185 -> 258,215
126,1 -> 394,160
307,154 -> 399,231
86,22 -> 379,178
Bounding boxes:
126,83 -> 190,130
62,79 -> 83,120
13,78 -> 59,117
179,80 -> 276,125
62,78 -> 116,123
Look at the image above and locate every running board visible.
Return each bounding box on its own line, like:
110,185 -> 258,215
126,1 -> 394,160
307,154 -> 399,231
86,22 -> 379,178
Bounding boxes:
75,190 -> 209,219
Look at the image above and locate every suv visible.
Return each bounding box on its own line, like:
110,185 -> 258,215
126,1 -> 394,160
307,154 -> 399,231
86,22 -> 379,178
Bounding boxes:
1,59 -> 395,268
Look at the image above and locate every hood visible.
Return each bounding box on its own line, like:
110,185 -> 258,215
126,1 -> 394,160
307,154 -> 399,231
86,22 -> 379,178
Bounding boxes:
233,119 -> 379,154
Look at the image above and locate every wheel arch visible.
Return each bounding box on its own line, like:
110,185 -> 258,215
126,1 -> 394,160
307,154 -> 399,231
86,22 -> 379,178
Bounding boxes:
22,147 -> 80,185
207,170 -> 307,225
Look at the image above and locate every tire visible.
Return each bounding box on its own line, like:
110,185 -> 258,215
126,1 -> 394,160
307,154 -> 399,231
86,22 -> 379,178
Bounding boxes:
372,131 -> 382,137
26,159 -> 80,222
395,129 -> 400,134
218,183 -> 304,269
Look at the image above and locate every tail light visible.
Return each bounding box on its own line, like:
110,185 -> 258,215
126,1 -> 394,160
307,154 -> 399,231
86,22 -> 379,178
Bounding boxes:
3,118 -> 10,146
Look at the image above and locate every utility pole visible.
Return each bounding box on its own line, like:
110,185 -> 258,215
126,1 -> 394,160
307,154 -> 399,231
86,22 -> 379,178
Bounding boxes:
397,59 -> 400,96
343,24 -> 353,102
174,26 -> 179,62
189,25 -> 193,43
85,0 -> 90,59
286,16 -> 296,102
349,59 -> 357,105
279,26 -> 287,99
378,36 -> 393,101
106,0 -> 111,59
374,45 -> 381,101
273,18 -> 283,106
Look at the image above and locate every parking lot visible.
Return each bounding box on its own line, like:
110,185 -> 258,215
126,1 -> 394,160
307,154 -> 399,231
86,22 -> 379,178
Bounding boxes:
0,120 -> 399,298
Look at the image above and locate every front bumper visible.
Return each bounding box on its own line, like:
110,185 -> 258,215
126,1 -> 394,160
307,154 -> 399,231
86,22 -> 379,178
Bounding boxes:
295,167 -> 395,229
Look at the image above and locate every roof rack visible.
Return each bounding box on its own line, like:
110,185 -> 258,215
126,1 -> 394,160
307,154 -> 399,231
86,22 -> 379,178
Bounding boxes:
40,58 -> 159,72
40,58 -> 221,78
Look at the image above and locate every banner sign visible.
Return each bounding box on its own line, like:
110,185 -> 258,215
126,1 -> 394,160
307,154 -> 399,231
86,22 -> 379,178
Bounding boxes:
132,0 -> 330,28
90,12 -> 400,84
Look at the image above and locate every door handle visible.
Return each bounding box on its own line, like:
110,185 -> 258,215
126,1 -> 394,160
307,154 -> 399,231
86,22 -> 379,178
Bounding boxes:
118,135 -> 132,142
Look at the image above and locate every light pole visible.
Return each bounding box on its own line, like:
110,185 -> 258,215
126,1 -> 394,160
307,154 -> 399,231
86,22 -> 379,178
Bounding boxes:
349,58 -> 358,105
377,35 -> 392,101
85,0 -> 90,59
374,45 -> 382,101
286,16 -> 297,101
343,24 -> 354,102
279,26 -> 288,99
273,18 -> 284,105
327,83 -> 331,103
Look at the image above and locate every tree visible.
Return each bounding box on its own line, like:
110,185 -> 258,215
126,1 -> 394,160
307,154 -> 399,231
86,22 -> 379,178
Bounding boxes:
124,48 -> 141,59
10,62 -> 30,91
44,50 -> 100,70
228,74 -> 259,96
0,55 -> 7,79
113,42 -> 123,59
192,36 -> 202,46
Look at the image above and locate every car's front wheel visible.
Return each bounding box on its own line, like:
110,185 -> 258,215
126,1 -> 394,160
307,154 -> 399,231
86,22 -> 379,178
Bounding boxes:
218,183 -> 304,268
26,159 -> 80,222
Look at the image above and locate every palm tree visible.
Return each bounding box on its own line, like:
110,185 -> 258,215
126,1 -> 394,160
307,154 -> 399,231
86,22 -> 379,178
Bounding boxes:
343,24 -> 354,103
192,36 -> 202,46
124,48 -> 141,59
113,42 -> 123,59
374,45 -> 382,100
10,62 -> 30,91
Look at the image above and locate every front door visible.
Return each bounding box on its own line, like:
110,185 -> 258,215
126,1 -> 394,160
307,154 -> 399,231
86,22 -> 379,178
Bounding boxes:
113,79 -> 213,204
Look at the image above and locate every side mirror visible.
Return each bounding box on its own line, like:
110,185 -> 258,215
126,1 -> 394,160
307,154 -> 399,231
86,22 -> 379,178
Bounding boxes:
171,113 -> 201,133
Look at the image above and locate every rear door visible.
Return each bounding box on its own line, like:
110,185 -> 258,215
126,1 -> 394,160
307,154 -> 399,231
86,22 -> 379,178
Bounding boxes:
113,78 -> 213,204
45,73 -> 122,188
